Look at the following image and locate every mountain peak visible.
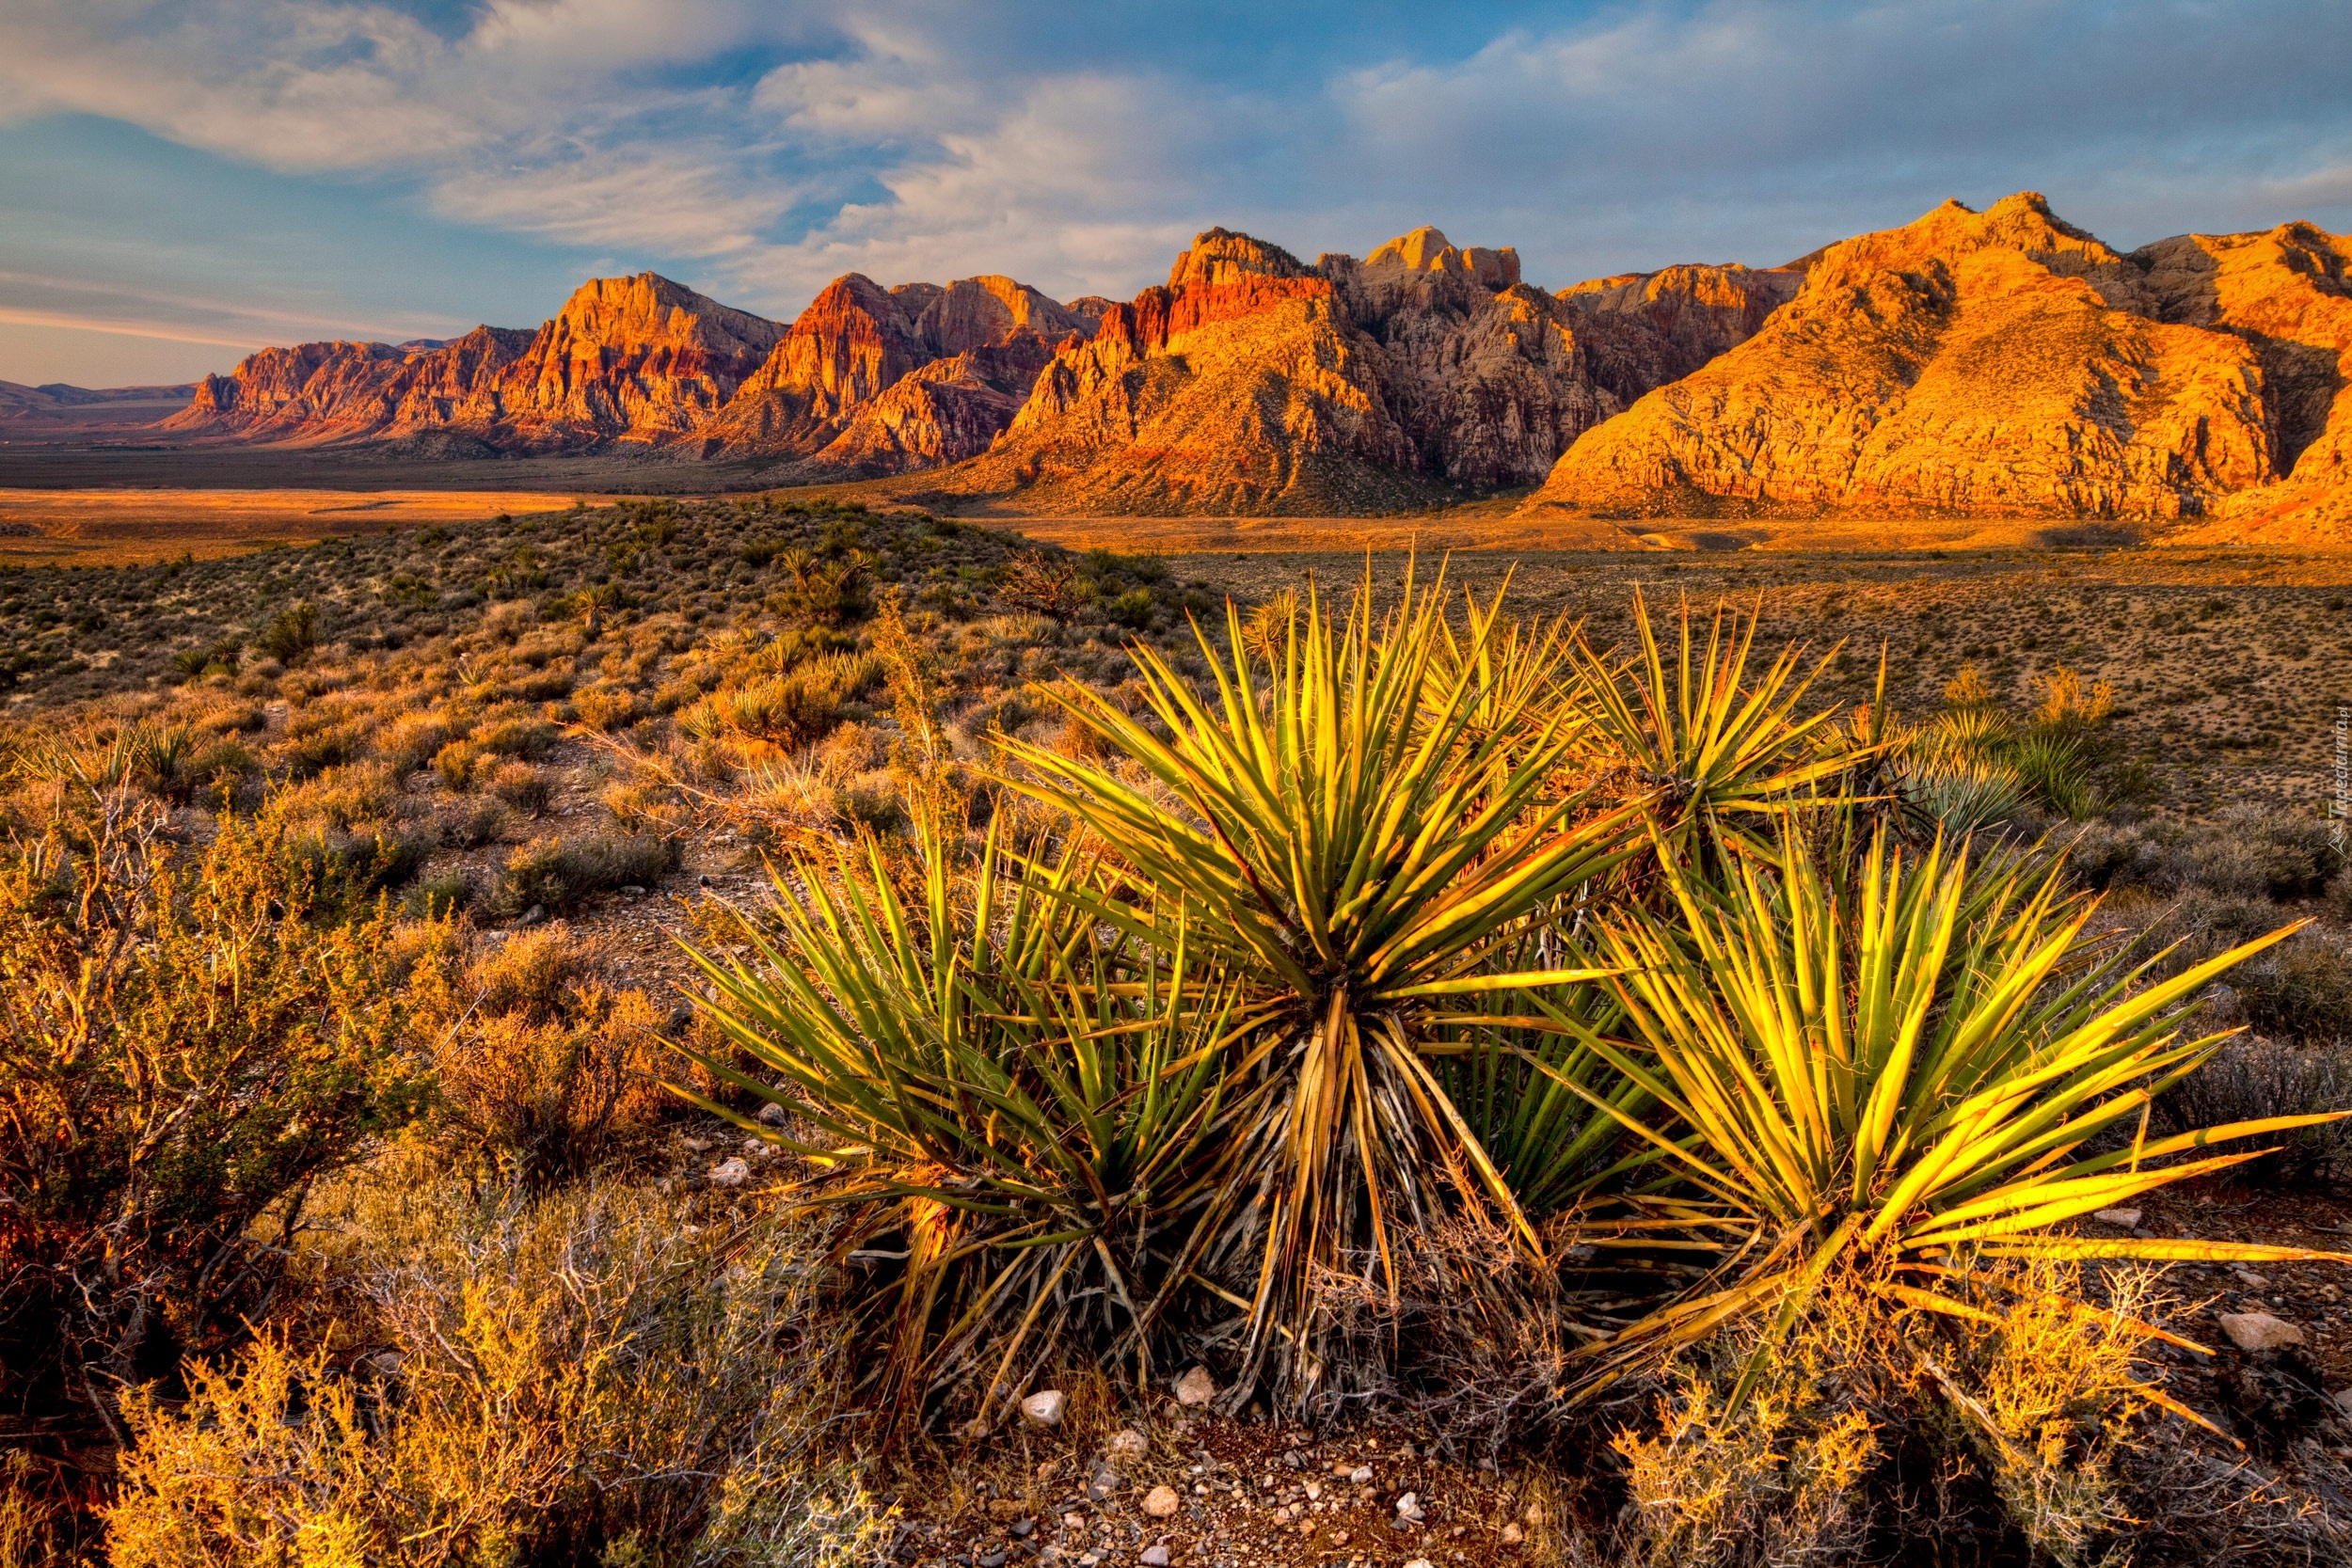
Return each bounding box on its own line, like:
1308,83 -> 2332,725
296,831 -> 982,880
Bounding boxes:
1364,226 -> 1521,289
1168,229 -> 1311,288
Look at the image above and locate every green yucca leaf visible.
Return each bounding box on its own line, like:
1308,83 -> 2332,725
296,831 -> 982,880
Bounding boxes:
1570,588 -> 1867,875
1554,824 -> 2350,1402
997,562 -> 1645,1397
669,815 -> 1252,1425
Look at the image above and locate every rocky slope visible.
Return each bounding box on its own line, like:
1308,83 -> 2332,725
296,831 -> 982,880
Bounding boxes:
923,225 -> 1763,514
697,274 -> 1094,473
169,276 -> 777,452
2136,222 -> 2352,545
1522,194 -> 2281,522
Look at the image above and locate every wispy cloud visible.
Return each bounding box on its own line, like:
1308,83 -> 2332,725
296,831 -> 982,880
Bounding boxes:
2,0 -> 2348,381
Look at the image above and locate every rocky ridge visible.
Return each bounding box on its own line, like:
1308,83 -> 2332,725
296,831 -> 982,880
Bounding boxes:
1521,194 -> 2327,527
135,200 -> 2352,536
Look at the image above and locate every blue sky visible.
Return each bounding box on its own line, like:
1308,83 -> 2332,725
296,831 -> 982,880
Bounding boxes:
4,0 -> 2349,387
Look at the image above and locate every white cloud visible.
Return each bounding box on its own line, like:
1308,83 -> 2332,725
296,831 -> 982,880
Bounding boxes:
2,0 -> 2348,361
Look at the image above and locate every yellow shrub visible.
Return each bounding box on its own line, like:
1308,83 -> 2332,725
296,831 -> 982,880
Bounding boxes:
105,1188 -> 888,1568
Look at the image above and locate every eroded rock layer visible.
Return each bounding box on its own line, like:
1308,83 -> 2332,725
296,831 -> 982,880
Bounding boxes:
1523,195 -> 2279,521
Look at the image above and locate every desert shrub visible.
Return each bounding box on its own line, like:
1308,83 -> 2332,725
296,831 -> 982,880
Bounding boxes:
446,797 -> 509,848
572,682 -> 640,731
487,759 -> 553,815
255,601 -> 318,665
104,1188 -> 887,1568
2174,805 -> 2336,901
283,822 -> 434,904
490,832 -> 680,919
406,926 -> 668,1185
0,800 -> 425,1434
432,736 -> 483,790
278,705 -> 363,778
377,710 -> 453,774
2161,1033 -> 2352,1186
470,711 -> 558,760
2229,927 -> 2352,1046
401,871 -> 471,921
1598,1259 -> 2171,1567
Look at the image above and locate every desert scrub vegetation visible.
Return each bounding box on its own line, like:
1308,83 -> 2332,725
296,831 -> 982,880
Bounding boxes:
672,571 -> 2352,1561
5,533 -> 2351,1565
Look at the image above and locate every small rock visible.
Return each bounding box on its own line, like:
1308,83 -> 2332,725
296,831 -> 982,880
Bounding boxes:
681,1136 -> 712,1153
1142,1484 -> 1181,1518
707,1157 -> 750,1187
2233,1268 -> 2275,1290
2093,1208 -> 2143,1228
1349,1465 -> 1374,1484
1086,1466 -> 1120,1501
1009,1519 -> 1036,1538
742,1136 -> 770,1156
978,1553 -> 1008,1568
1523,1501 -> 1548,1527
2219,1311 -> 2305,1352
757,1101 -> 790,1126
1108,1428 -> 1150,1460
1501,1521 -> 1526,1546
1405,1560 -> 1437,1568
1395,1492 -> 1425,1523
1021,1390 -> 1066,1427
1062,1513 -> 1085,1530
1173,1366 -> 1217,1407
2334,1389 -> 2352,1418
516,904 -> 547,927
620,884 -> 645,896
1141,1548 -> 1170,1568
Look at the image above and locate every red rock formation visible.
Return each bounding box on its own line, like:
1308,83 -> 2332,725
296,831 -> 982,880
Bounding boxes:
2137,222 -> 2352,545
1559,263 -> 1804,407
1525,194 -> 2275,522
936,224 -> 1784,511
699,273 -> 1093,465
166,273 -> 772,451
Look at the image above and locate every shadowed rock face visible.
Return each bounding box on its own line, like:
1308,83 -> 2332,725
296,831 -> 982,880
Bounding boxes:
2135,223 -> 2352,545
933,224 -> 1778,514
699,274 -> 1094,468
1524,194 -> 2280,522
1558,263 -> 1806,408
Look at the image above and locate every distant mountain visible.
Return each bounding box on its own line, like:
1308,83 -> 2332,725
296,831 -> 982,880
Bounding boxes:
107,202 -> 2352,536
1520,193 -> 2343,531
0,379 -> 198,437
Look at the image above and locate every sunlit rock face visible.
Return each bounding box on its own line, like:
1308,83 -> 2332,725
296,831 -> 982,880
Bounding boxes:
1523,194 -> 2282,523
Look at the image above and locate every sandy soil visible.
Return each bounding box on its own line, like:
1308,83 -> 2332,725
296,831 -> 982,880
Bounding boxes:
0,486 -> 618,566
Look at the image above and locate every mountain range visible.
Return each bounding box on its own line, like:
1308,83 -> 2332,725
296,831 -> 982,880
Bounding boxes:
28,195 -> 2352,538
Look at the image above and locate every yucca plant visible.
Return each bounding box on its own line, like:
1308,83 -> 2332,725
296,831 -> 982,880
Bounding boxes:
997,566 -> 1644,1400
1552,825 -> 2346,1405
1569,590 -> 1864,879
675,817 -> 1248,1427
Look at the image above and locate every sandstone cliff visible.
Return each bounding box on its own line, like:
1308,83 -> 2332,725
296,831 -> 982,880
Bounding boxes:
1523,195 -> 2276,522
2136,222 -> 2352,545
168,274 -> 778,451
1558,263 -> 1804,407
699,274 -> 1091,472
922,224 -> 1772,514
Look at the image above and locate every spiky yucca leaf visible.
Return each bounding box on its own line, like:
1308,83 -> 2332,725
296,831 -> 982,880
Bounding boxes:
999,566 -> 1643,1398
675,818 -> 1248,1425
1559,826 -> 2347,1399
1571,590 -> 1862,873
